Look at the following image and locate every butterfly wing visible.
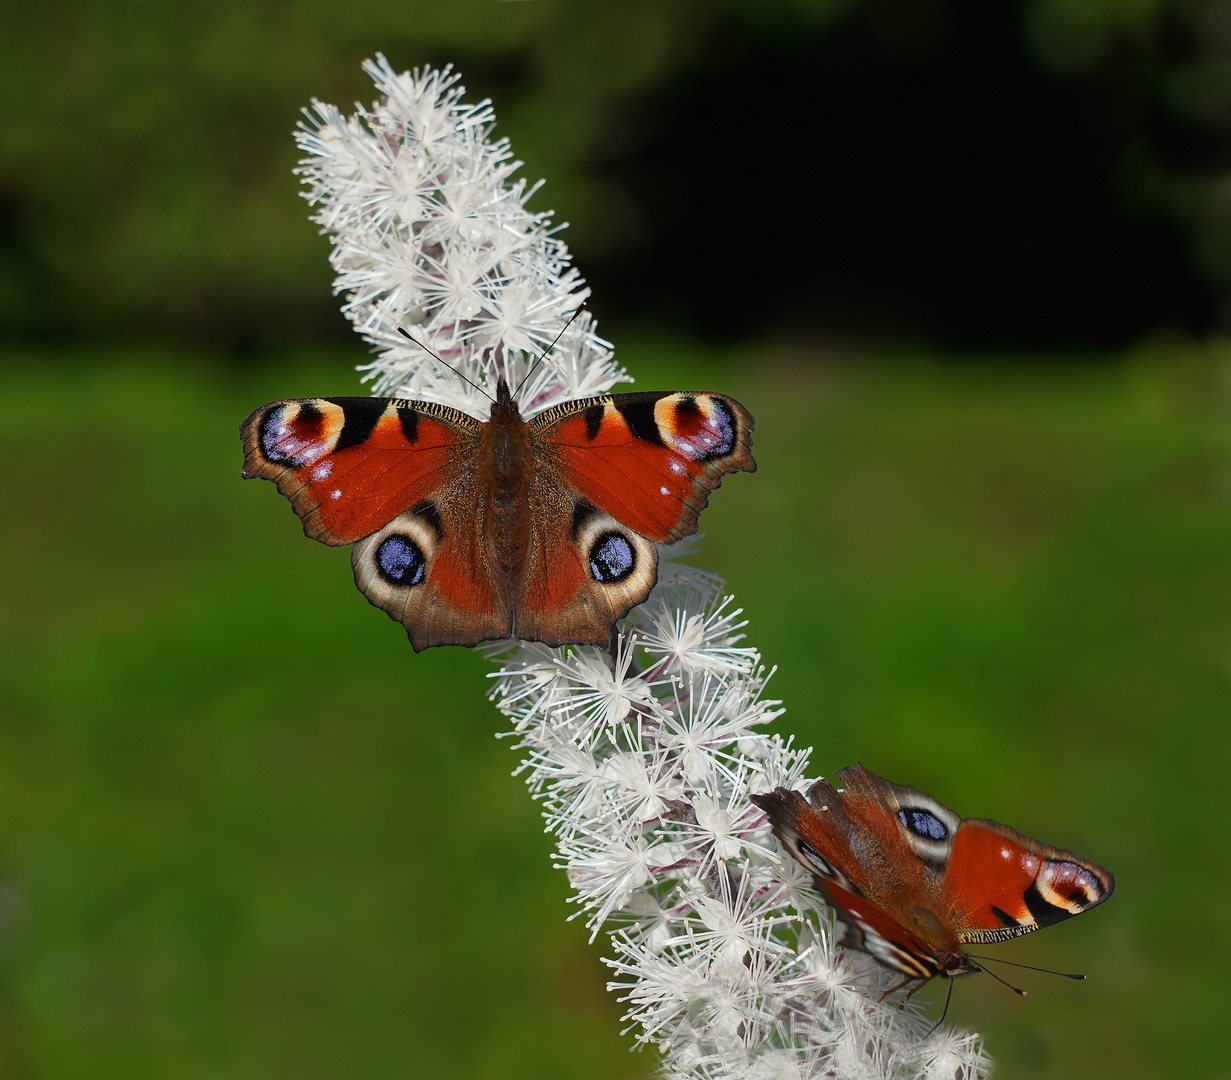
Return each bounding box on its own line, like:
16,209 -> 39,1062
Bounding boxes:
500,390 -> 753,646
835,767 -> 1115,945
243,388 -> 756,651
242,396 -> 511,649
509,490 -> 659,647
757,766 -> 1115,979
349,495 -> 511,650
531,390 -> 755,544
945,818 -> 1115,944
241,396 -> 480,544
751,779 -> 954,980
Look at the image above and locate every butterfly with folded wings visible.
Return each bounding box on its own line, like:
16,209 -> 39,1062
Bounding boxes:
752,765 -> 1114,985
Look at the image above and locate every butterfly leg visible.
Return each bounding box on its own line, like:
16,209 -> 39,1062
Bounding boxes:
878,975 -> 933,1005
877,975 -> 918,1003
903,977 -> 934,1002
922,979 -> 955,1039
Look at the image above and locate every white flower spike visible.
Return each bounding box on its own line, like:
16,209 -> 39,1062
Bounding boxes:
295,55 -> 990,1080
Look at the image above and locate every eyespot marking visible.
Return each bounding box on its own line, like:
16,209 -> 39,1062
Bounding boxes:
589,532 -> 636,584
656,395 -> 737,461
375,534 -> 427,587
412,500 -> 445,541
259,402 -> 329,466
898,808 -> 949,841
1035,860 -> 1105,914
671,396 -> 704,435
570,501 -> 598,540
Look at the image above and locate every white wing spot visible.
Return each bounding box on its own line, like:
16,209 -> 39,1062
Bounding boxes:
659,485 -> 670,496
1001,847 -> 1012,859
330,489 -> 342,500
312,461 -> 334,481
669,458 -> 687,475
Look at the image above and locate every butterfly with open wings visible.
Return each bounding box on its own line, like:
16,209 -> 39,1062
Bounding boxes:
241,373 -> 754,651
751,765 -> 1114,986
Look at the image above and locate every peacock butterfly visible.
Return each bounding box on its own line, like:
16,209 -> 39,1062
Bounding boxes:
241,376 -> 754,651
751,765 -> 1114,985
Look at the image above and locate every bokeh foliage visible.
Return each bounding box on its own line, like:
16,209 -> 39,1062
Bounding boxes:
1,341 -> 1227,1079
1023,0 -> 1231,309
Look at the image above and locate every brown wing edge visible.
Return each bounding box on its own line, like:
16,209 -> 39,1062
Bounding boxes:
663,392 -> 756,544
239,398 -> 353,546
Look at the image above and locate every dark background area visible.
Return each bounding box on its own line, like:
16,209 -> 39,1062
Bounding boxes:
1,2 -> 1228,1079
2,0 -> 1230,351
605,2 -> 1214,346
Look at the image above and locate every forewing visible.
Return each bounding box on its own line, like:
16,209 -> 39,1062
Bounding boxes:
947,819 -> 1115,944
532,391 -> 755,544
241,396 -> 479,545
837,766 -> 1114,947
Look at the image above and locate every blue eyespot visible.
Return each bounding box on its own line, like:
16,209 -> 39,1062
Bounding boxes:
589,532 -> 635,584
376,534 -> 426,586
898,808 -> 948,841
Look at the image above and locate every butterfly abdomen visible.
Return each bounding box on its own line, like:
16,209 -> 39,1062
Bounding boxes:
478,397 -> 537,587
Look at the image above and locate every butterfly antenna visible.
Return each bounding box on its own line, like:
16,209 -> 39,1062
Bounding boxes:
972,960 -> 1027,997
511,302 -> 588,399
396,327 -> 496,403
968,953 -> 1086,980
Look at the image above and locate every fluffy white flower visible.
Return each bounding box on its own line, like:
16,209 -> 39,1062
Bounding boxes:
297,56 -> 990,1080
296,54 -> 626,414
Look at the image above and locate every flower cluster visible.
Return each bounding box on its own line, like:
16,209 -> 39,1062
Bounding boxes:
491,563 -> 991,1080
295,57 -> 990,1080
295,55 -> 623,416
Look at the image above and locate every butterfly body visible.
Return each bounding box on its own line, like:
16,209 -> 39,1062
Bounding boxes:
242,380 -> 754,650
751,766 -> 1113,983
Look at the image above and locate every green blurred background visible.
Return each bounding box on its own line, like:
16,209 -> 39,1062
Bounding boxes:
2,2 -> 1229,1078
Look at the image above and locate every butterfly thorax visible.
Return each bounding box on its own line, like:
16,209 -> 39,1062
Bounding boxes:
478,379 -> 536,584
904,906 -> 977,979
